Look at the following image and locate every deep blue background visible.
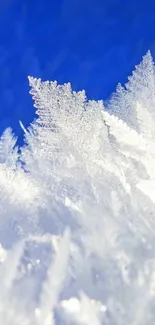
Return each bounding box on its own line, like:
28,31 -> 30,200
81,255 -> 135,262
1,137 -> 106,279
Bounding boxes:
0,0 -> 155,143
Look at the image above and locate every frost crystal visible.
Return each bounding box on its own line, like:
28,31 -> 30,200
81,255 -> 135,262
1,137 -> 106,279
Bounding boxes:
0,51 -> 155,324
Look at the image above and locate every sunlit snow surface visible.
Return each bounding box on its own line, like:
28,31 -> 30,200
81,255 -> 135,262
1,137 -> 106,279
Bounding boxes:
1,51 -> 155,324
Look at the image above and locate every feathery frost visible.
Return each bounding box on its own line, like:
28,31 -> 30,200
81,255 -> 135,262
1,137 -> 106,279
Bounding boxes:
0,51 -> 155,324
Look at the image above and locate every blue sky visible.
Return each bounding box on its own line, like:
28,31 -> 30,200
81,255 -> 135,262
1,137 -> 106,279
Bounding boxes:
0,0 -> 155,143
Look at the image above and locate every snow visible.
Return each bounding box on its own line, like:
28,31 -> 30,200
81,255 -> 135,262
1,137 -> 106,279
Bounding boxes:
0,51 -> 155,324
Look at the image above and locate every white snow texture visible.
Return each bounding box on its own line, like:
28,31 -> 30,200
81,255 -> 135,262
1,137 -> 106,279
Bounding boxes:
0,51 -> 155,324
